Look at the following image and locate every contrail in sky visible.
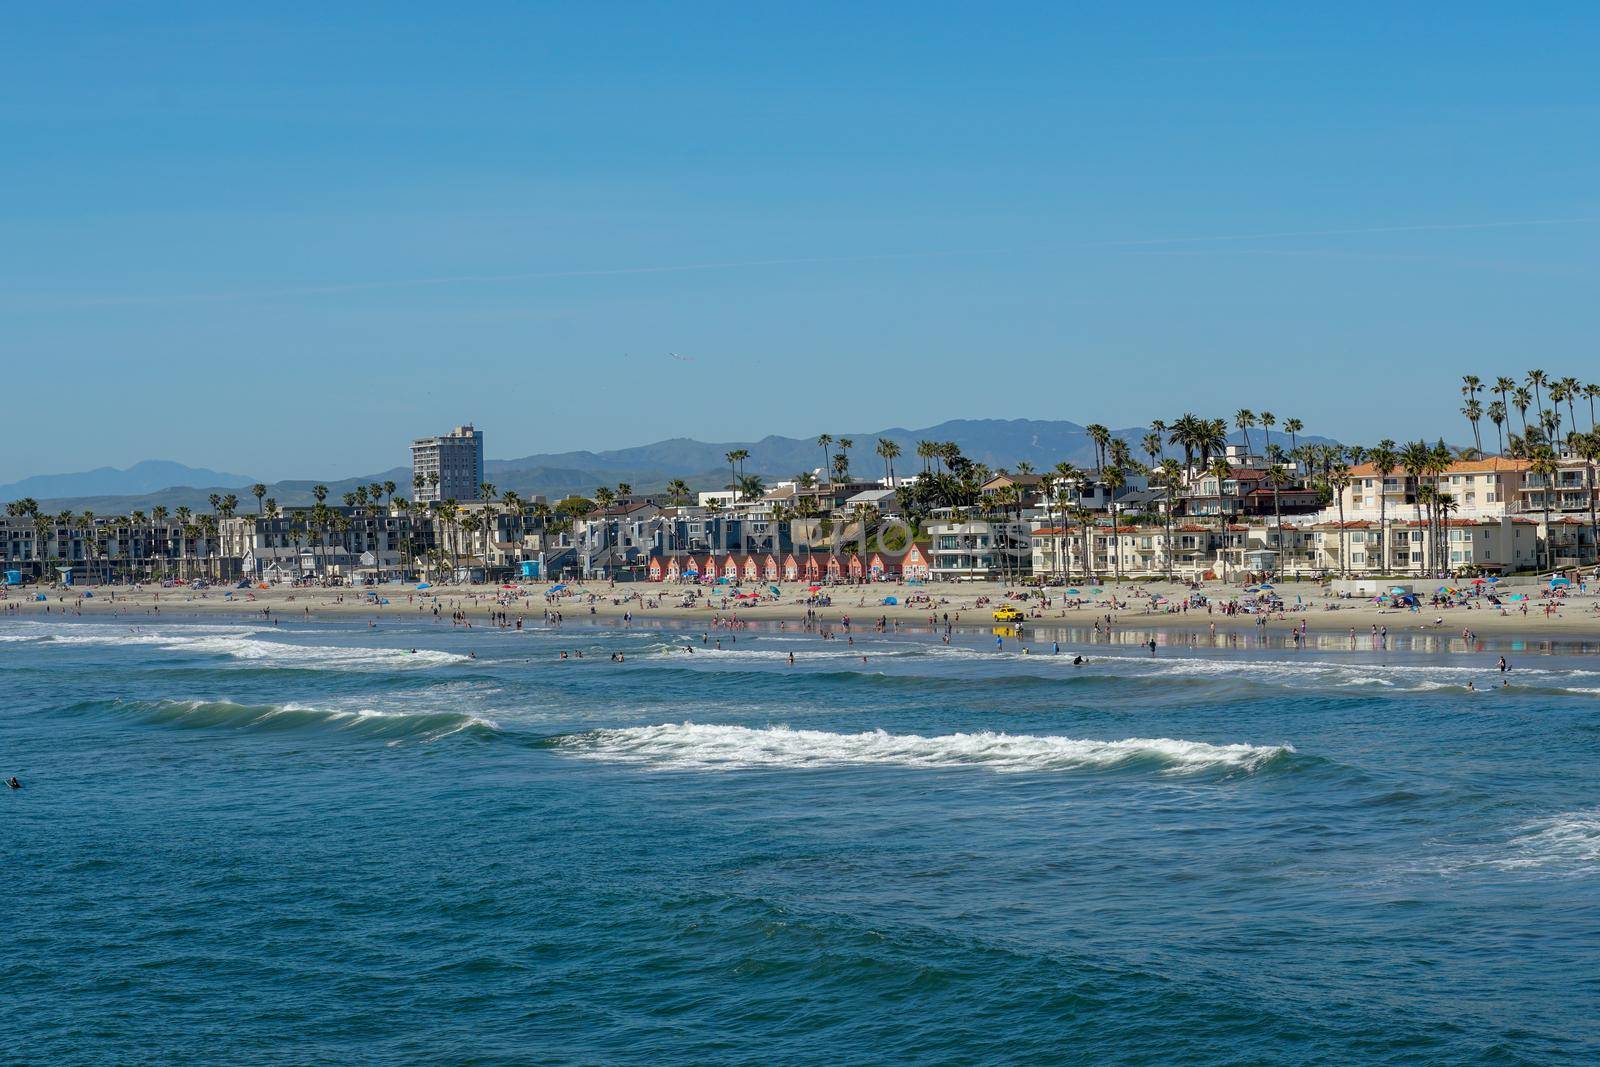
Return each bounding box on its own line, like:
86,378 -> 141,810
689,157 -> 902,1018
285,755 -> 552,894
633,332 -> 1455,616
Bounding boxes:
29,214 -> 1600,307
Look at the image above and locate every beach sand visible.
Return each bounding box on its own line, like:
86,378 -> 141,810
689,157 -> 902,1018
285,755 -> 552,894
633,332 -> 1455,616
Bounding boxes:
6,575 -> 1598,646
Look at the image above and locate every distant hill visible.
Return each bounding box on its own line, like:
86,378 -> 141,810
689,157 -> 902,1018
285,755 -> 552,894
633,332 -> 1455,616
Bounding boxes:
11,419 -> 1344,513
0,460 -> 255,502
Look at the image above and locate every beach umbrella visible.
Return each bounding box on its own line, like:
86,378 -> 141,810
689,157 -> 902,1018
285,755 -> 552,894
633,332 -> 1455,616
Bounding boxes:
1486,576 -> 1500,583
1389,587 -> 1407,595
1090,588 -> 1104,596
416,582 -> 431,589
882,596 -> 898,605
808,584 -> 822,592
1551,577 -> 1572,587
1507,593 -> 1527,601
770,585 -> 780,595
1259,583 -> 1274,590
1471,578 -> 1486,584
548,583 -> 567,592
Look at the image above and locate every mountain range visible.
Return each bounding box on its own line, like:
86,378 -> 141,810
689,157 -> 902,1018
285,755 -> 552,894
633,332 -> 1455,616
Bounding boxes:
3,419 -> 1341,514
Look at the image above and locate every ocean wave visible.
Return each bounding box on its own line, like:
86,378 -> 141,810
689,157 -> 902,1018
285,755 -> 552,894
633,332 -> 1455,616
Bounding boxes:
549,722 -> 1293,775
106,698 -> 497,742
25,625 -> 466,669
1492,809 -> 1600,875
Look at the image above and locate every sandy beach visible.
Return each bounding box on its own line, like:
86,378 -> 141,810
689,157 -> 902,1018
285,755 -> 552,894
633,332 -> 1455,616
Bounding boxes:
7,575 -> 1600,647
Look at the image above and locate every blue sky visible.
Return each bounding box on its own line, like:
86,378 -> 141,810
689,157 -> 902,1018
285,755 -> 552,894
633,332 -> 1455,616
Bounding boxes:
5,3 -> 1599,482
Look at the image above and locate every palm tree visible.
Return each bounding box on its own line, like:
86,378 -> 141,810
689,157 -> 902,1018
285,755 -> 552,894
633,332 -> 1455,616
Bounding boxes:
738,474 -> 764,502
595,486 -> 616,509
1527,370 -> 1549,430
252,483 -> 267,514
1266,461 -> 1289,577
1585,384 -> 1600,432
876,438 -> 901,486
1072,505 -> 1094,584
917,440 -> 937,475
1259,411 -> 1276,458
1368,440 -> 1398,573
838,438 -> 854,479
1329,461 -> 1352,576
384,480 -> 397,509
1102,464 -> 1126,583
1575,431 -> 1600,572
665,479 -> 691,507
816,434 -> 833,482
1461,398 -> 1484,455
1528,446 -> 1559,572
1141,432 -> 1162,471
1234,409 -> 1255,456
1155,458 -> 1183,579
1284,418 -> 1304,460
1086,424 -> 1111,473
1486,400 -> 1507,456
725,450 -> 742,493
1512,386 -> 1533,445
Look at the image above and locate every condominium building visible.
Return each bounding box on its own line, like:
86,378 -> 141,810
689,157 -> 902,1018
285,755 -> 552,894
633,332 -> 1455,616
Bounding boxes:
411,424 -> 485,504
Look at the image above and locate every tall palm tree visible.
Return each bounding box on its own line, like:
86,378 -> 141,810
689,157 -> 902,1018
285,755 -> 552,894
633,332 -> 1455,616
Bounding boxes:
1527,370 -> 1549,430
1512,386 -> 1533,446
876,438 -> 901,486
1461,398 -> 1484,455
1086,424 -> 1111,473
1284,417 -> 1304,460
725,451 -> 742,493
1528,446 -> 1559,572
665,479 -> 691,507
1585,384 -> 1600,432
1155,458 -> 1183,579
1329,461 -> 1352,576
384,480 -> 397,509
1102,464 -> 1126,583
917,439 -> 937,475
252,483 -> 267,515
1368,440 -> 1398,574
816,434 -> 833,482
1141,432 -> 1162,471
1234,409 -> 1255,456
1266,461 -> 1289,577
838,438 -> 854,479
1576,431 -> 1600,572
1259,412 -> 1276,458
1487,400 -> 1507,456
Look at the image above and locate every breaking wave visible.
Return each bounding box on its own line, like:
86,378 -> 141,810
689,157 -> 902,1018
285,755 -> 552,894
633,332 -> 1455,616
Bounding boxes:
100,698 -> 497,742
1492,809 -> 1600,875
549,722 -> 1294,775
25,624 -> 466,669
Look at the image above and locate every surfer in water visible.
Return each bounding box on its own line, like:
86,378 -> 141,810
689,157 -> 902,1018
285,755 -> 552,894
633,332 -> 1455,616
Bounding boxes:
6,776 -> 20,789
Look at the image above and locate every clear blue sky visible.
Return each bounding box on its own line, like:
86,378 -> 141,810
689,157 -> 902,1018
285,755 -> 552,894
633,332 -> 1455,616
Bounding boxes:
5,3 -> 1599,482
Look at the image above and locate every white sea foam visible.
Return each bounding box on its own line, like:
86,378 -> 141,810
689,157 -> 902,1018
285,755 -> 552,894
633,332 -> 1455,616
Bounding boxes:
26,625 -> 465,669
1493,809 -> 1600,874
555,722 -> 1292,774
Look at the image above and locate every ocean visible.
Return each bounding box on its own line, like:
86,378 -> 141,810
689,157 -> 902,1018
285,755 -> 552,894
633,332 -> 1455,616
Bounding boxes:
4,614 -> 1598,1063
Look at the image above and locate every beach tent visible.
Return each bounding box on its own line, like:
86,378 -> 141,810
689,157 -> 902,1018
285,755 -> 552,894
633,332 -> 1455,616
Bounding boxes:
882,596 -> 898,605
548,583 -> 567,593
34,593 -> 46,601
1550,577 -> 1572,587
1066,588 -> 1080,595
416,582 -> 431,589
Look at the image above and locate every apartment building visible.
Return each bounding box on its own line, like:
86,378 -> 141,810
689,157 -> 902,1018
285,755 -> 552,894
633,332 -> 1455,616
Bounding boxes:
411,424 -> 485,504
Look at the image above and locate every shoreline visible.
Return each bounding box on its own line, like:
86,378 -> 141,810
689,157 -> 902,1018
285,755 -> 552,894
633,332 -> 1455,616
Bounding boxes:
7,577 -> 1600,655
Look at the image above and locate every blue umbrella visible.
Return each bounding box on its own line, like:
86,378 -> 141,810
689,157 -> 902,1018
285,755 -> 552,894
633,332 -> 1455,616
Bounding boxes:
1066,588 -> 1080,595
416,582 -> 431,589
882,596 -> 898,605
548,583 -> 566,592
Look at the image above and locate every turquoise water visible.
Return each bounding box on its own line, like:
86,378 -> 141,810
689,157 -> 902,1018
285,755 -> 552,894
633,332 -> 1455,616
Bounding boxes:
4,615 -> 1599,1063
